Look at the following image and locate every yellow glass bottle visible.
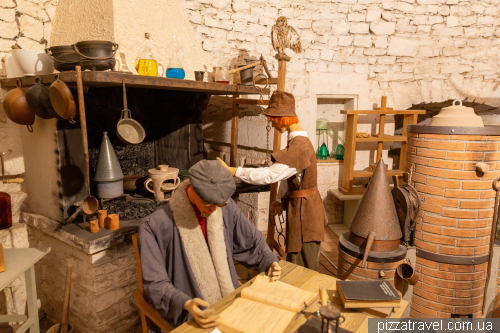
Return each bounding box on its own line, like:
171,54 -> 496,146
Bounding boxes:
135,33 -> 158,77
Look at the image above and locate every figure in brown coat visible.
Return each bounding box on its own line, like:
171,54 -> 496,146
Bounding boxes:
218,91 -> 328,270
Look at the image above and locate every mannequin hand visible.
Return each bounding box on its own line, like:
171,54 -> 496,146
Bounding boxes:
270,201 -> 284,216
216,157 -> 237,176
268,262 -> 281,281
184,298 -> 220,328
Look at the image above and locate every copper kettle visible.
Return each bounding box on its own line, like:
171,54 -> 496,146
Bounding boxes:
2,80 -> 35,132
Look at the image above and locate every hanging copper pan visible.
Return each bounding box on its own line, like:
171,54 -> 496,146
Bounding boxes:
49,75 -> 76,124
2,80 -> 35,132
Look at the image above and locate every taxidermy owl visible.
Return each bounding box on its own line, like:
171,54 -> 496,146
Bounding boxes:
271,16 -> 303,58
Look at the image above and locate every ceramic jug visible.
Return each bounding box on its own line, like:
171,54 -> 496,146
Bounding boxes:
144,165 -> 180,201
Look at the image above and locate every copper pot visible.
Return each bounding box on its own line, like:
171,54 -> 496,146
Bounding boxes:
49,75 -> 76,123
2,80 -> 35,132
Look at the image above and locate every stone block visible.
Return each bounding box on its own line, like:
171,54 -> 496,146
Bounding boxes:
328,63 -> 342,72
318,61 -> 327,73
416,0 -> 439,4
461,16 -> 478,26
378,56 -> 396,65
354,64 -> 369,73
477,16 -> 494,26
349,23 -> 369,34
341,64 -> 354,73
345,55 -> 367,64
298,19 -> 312,29
394,2 -> 415,13
305,62 -> 317,72
441,64 -> 473,74
0,20 -> 18,39
428,15 -> 443,25
418,25 -> 432,33
366,9 -> 381,22
370,21 -> 396,35
338,35 -> 353,46
312,20 -> 332,34
353,35 -> 372,47
373,36 -> 388,48
332,23 -> 350,35
17,0 -> 41,18
387,36 -> 419,56
446,16 -> 459,27
232,1 -> 249,11
443,46 -> 459,56
484,6 -> 499,16
412,15 -> 428,25
428,5 -> 439,14
0,0 -> 14,6
438,5 -> 450,16
471,4 -> 485,15
434,26 -> 464,36
18,14 -> 44,41
320,49 -> 334,61
348,13 -> 366,22
479,27 -> 495,38
382,11 -> 394,21
280,7 -> 294,18
0,7 -> 15,22
364,47 -> 388,56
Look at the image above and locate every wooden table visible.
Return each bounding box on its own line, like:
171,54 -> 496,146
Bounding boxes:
0,247 -> 51,333
172,260 -> 408,333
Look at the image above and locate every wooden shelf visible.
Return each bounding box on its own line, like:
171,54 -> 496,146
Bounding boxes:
341,110 -> 426,115
0,71 -> 267,95
353,169 -> 404,177
356,135 -> 407,142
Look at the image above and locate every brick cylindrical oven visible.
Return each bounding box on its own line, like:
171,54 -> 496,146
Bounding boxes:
407,125 -> 500,318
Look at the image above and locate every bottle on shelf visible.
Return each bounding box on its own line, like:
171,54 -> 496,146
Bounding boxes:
135,33 -> 158,77
0,192 -> 12,230
166,35 -> 185,79
215,54 -> 230,84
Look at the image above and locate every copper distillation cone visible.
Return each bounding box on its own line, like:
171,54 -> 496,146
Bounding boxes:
349,159 -> 402,267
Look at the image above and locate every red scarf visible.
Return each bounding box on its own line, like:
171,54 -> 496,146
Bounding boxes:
186,185 -> 207,241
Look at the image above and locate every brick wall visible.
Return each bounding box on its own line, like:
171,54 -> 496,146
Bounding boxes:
407,131 -> 500,318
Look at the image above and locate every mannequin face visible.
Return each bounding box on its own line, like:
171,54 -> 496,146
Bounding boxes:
187,186 -> 227,217
271,122 -> 288,133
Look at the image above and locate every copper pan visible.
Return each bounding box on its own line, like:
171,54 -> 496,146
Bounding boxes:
49,75 -> 77,124
2,80 -> 35,132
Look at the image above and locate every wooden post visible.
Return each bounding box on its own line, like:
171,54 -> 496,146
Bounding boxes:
230,65 -> 240,167
267,59 -> 287,257
340,114 -> 358,193
75,66 -> 90,196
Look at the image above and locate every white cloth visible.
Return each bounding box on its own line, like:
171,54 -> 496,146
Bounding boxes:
235,131 -> 308,201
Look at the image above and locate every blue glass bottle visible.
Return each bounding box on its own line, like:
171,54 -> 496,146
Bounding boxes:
166,35 -> 185,80
166,68 -> 185,79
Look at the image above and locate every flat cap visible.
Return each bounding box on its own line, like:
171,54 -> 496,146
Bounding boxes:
189,160 -> 236,205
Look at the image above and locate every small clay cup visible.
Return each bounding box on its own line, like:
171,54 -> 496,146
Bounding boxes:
98,210 -> 107,228
107,214 -> 119,231
90,220 -> 99,233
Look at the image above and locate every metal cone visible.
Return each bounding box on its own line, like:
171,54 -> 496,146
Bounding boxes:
349,159 -> 402,240
94,132 -> 124,182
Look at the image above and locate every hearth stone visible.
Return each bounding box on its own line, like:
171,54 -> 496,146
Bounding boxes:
22,212 -> 141,333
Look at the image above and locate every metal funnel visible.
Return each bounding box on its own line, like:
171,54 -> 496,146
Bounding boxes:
93,132 -> 124,182
349,159 -> 402,241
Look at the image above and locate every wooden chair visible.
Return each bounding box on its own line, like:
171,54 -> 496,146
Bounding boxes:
132,233 -> 174,333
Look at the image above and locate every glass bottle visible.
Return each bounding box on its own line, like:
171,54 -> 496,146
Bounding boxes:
0,192 -> 12,230
214,54 -> 230,84
135,33 -> 158,77
166,35 -> 185,79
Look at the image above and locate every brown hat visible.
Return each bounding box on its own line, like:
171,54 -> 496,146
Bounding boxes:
263,91 -> 297,117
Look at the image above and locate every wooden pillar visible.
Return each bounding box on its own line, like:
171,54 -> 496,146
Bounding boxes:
266,59 -> 287,257
230,65 -> 240,167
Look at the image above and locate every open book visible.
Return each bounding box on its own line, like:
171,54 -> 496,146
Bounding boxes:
217,275 -> 318,333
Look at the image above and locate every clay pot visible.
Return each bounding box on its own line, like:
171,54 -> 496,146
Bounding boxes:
2,80 -> 35,132
107,214 -> 119,231
49,75 -> 76,123
123,175 -> 143,192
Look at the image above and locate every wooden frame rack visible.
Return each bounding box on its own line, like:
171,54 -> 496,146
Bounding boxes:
339,96 -> 425,195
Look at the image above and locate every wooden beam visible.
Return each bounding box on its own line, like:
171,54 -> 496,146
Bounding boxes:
230,65 -> 240,168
